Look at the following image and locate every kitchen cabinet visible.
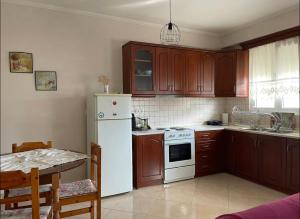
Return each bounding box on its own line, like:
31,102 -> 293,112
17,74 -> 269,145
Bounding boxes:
224,130 -> 236,174
156,48 -> 185,94
195,131 -> 223,177
200,52 -> 215,96
185,51 -> 216,97
257,135 -> 287,191
286,138 -> 300,193
123,44 -> 156,96
133,134 -> 164,188
224,130 -> 299,193
235,132 -> 258,180
215,50 -> 249,97
123,41 -> 248,97
185,51 -> 201,96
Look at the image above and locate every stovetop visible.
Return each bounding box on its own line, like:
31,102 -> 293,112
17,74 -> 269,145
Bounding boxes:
156,127 -> 195,141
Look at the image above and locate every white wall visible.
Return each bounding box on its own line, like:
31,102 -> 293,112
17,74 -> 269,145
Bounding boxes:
221,7 -> 300,47
0,2 -> 221,181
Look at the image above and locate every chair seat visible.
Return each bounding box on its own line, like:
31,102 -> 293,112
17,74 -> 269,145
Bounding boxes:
1,206 -> 51,219
60,179 -> 97,198
8,184 -> 52,197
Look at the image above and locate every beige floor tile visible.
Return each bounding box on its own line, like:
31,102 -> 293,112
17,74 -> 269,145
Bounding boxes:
57,173 -> 289,219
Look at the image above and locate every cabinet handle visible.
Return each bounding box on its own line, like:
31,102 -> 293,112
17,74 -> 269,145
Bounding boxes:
233,85 -> 236,93
201,155 -> 208,158
287,145 -> 290,152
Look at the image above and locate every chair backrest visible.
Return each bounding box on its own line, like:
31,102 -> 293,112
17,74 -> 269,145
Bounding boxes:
0,168 -> 40,219
90,142 -> 101,196
12,141 -> 52,153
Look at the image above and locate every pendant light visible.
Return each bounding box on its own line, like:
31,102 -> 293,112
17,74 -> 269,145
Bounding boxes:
160,0 -> 181,45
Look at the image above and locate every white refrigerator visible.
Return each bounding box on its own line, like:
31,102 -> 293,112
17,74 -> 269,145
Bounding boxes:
87,93 -> 132,197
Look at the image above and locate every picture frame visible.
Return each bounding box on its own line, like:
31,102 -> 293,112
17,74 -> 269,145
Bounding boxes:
9,52 -> 33,73
35,71 -> 57,91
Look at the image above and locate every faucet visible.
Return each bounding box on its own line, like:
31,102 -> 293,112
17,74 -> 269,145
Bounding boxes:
232,106 -> 282,131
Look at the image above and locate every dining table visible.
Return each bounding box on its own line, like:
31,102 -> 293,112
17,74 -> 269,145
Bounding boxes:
0,148 -> 89,219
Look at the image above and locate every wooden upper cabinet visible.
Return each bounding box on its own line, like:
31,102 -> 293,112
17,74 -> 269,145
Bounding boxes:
215,51 -> 236,97
236,50 -> 249,97
169,49 -> 185,94
201,52 -> 215,97
156,47 -> 170,94
123,44 -> 156,96
258,135 -> 287,190
156,48 -> 185,94
215,50 -> 249,97
123,42 -> 249,97
286,138 -> 300,194
185,51 -> 201,95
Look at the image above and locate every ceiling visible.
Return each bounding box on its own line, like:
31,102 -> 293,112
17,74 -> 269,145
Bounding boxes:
14,0 -> 299,33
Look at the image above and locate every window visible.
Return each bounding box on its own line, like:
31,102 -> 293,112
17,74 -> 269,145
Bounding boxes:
249,36 -> 299,114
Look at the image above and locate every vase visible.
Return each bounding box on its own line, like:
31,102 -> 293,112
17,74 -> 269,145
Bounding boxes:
104,84 -> 109,93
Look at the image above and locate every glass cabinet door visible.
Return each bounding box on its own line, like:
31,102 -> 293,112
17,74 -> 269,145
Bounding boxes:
133,46 -> 155,93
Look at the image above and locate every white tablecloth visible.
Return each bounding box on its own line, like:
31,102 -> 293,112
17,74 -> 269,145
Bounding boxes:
0,149 -> 89,173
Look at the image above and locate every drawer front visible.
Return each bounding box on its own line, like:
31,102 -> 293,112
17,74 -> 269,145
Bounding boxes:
196,141 -> 217,152
195,131 -> 222,142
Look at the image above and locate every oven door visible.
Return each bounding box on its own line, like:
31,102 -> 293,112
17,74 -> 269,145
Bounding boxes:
164,139 -> 195,169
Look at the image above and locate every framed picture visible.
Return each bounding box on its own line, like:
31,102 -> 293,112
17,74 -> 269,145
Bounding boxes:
9,52 -> 33,73
35,71 -> 57,91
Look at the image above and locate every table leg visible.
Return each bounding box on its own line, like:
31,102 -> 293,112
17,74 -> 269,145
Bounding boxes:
52,173 -> 60,219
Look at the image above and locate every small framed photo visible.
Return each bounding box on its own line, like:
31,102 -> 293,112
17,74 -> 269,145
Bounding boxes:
9,52 -> 33,73
35,71 -> 57,91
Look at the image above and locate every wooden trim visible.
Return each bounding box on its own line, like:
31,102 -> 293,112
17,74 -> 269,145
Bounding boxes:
240,26 -> 300,49
60,207 -> 91,218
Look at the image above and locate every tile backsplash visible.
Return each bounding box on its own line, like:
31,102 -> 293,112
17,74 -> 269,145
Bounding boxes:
132,96 -> 226,128
132,96 -> 299,130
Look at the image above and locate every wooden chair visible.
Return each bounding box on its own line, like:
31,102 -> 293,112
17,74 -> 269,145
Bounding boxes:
12,141 -> 52,153
7,141 -> 53,208
0,168 -> 52,219
59,142 -> 101,218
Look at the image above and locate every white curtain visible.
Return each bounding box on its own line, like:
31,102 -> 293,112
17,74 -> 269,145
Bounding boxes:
249,36 -> 299,112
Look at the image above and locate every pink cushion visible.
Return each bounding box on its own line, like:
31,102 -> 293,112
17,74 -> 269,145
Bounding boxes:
60,179 -> 97,198
216,193 -> 300,219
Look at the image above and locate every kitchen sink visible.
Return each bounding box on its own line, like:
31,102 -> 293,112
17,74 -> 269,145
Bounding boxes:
265,129 -> 294,134
240,127 -> 294,134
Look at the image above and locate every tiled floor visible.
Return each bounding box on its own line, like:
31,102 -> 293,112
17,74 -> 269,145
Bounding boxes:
65,173 -> 287,219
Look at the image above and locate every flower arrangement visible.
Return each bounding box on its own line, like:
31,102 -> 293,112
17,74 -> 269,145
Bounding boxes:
98,74 -> 110,93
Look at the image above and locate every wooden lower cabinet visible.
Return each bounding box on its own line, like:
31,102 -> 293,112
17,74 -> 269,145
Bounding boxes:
133,134 -> 164,188
286,138 -> 300,193
224,131 -> 299,194
258,135 -> 287,191
224,131 -> 236,174
235,132 -> 258,181
195,131 -> 223,177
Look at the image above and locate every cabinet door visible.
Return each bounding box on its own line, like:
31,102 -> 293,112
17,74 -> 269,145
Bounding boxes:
258,135 -> 286,190
156,47 -> 170,94
286,138 -> 300,193
170,49 -> 185,94
134,134 -> 164,188
185,51 -> 201,95
225,131 -> 236,174
132,45 -> 156,96
236,50 -> 249,97
215,51 -> 236,97
200,52 -> 215,96
235,132 -> 258,180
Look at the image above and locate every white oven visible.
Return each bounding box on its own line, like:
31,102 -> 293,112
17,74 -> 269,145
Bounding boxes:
164,129 -> 195,183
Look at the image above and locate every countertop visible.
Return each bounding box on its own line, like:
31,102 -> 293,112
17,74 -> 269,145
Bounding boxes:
132,125 -> 300,139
